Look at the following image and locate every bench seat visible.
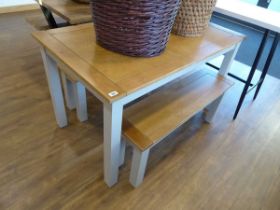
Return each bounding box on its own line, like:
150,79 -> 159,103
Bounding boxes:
122,68 -> 234,187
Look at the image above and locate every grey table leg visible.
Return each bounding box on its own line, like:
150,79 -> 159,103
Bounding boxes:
103,102 -> 123,187
205,44 -> 240,123
40,48 -> 68,128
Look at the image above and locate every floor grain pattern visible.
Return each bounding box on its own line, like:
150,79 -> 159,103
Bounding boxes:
0,11 -> 280,210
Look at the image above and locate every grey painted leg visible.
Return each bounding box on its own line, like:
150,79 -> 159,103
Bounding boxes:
73,82 -> 88,122
61,72 -> 76,110
204,44 -> 240,123
204,95 -> 224,123
103,102 -> 123,187
40,48 -> 67,128
129,148 -> 150,188
219,44 -> 240,76
119,139 -> 126,167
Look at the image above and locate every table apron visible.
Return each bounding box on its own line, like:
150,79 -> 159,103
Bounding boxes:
115,45 -> 238,106
44,43 -> 237,107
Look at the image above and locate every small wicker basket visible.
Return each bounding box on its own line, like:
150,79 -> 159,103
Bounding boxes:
90,0 -> 180,57
172,0 -> 217,37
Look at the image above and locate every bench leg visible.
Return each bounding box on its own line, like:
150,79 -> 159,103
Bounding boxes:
129,148 -> 150,188
61,72 -> 76,110
204,94 -> 224,123
73,82 -> 88,122
119,139 -> 126,167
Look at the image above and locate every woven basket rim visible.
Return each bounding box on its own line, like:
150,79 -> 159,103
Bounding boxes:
91,0 -> 180,57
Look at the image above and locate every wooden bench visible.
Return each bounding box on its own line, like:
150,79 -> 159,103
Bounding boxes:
122,69 -> 234,187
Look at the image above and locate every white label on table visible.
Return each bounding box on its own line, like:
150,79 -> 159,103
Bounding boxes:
108,91 -> 119,97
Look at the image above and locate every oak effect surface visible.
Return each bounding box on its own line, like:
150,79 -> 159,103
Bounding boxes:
2,12 -> 280,210
123,70 -> 233,151
33,23 -> 243,102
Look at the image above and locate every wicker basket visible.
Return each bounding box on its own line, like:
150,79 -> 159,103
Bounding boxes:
172,0 -> 217,37
72,0 -> 90,4
90,0 -> 180,57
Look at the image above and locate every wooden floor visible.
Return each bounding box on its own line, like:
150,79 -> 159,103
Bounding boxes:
1,12 -> 280,210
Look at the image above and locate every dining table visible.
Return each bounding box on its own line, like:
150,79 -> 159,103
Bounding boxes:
33,22 -> 243,187
214,0 -> 280,119
36,0 -> 280,121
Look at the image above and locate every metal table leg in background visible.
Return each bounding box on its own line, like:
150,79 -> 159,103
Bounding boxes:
253,33 -> 280,100
206,62 -> 254,86
233,29 -> 270,120
39,5 -> 58,28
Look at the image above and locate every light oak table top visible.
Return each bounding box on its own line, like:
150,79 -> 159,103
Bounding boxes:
33,23 -> 243,103
36,0 -> 91,25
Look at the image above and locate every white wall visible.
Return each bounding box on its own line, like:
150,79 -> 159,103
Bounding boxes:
0,0 -> 36,7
